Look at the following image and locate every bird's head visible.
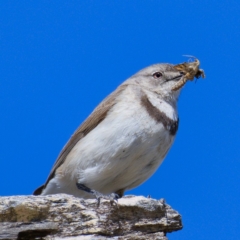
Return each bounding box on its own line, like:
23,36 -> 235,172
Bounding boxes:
127,63 -> 184,102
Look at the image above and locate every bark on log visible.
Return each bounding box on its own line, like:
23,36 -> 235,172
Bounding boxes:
0,194 -> 182,240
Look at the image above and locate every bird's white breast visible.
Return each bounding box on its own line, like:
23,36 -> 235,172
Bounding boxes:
43,86 -> 177,198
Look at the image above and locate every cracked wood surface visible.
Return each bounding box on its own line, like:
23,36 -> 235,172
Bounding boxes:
0,195 -> 182,240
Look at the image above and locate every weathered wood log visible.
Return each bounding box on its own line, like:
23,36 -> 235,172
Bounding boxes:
0,194 -> 182,239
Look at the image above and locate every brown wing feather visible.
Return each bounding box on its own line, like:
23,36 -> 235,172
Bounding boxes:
33,84 -> 127,195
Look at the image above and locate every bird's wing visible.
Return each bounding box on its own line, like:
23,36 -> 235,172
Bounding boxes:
33,84 -> 127,195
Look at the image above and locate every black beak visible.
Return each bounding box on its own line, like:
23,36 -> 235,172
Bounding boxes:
170,74 -> 183,82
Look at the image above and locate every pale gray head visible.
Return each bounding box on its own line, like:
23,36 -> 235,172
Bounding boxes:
125,63 -> 184,101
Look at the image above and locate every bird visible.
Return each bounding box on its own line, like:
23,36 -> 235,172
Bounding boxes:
33,62 -> 187,199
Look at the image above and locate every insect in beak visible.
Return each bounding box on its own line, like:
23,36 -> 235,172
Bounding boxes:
172,56 -> 205,91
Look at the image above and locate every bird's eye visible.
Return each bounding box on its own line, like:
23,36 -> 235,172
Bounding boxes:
152,72 -> 162,78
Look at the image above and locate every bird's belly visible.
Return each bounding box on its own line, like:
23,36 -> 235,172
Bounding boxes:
59,103 -> 175,196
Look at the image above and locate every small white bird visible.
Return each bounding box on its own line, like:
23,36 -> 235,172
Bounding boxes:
34,62 -> 189,199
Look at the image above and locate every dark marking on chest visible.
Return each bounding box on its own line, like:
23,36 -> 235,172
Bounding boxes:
140,94 -> 179,135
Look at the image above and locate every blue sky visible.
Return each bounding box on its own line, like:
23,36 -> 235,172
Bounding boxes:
1,1 -> 240,239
